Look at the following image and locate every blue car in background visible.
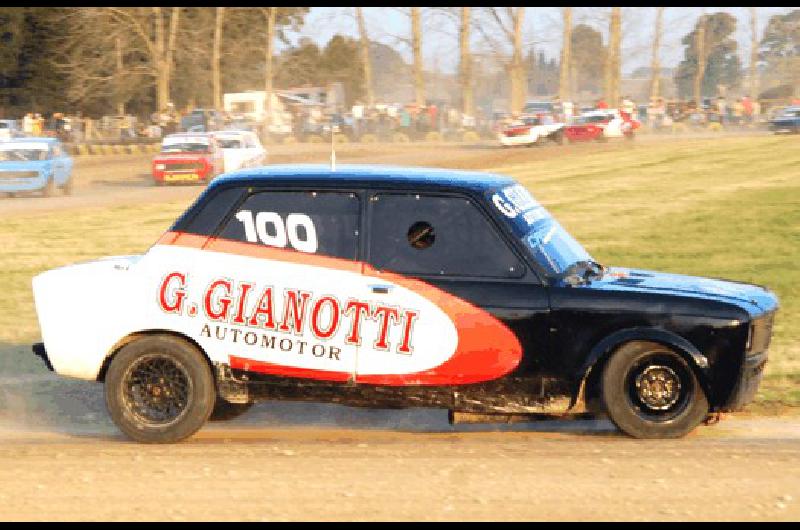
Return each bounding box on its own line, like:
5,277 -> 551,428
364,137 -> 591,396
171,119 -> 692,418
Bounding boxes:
0,137 -> 73,196
769,106 -> 800,134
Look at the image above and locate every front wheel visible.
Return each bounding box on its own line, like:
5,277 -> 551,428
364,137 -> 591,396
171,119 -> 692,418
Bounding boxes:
600,341 -> 709,439
42,176 -> 56,197
104,335 -> 216,443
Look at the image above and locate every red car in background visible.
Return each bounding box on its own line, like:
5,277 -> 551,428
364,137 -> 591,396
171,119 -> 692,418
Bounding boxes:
564,109 -> 640,143
152,133 -> 224,185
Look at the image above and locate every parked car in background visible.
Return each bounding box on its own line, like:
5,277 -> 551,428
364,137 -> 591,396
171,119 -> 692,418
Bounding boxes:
180,109 -> 225,133
0,137 -> 73,196
523,101 -> 555,116
498,114 -> 565,147
564,109 -> 640,142
769,106 -> 800,134
0,120 -> 20,141
211,130 -> 267,173
152,133 -> 224,186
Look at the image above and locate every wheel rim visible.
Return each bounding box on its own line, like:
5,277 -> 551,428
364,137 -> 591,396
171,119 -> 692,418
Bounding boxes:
624,351 -> 693,423
121,353 -> 193,427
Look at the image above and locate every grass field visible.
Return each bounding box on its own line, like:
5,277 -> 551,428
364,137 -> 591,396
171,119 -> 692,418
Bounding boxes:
0,135 -> 798,405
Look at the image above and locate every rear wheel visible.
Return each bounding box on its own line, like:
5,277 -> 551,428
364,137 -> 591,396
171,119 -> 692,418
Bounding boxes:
104,335 -> 215,443
600,341 -> 709,439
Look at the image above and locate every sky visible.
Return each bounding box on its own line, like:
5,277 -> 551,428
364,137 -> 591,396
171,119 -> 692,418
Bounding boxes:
287,6 -> 796,76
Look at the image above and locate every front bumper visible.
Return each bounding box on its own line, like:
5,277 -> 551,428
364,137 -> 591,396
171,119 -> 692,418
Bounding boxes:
724,351 -> 768,411
0,173 -> 48,192
498,134 -> 536,146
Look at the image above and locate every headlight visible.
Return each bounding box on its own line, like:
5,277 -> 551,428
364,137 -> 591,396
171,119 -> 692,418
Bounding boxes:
155,163 -> 166,170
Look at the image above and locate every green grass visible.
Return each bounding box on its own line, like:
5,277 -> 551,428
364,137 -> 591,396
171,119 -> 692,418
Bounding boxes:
1,135 -> 798,405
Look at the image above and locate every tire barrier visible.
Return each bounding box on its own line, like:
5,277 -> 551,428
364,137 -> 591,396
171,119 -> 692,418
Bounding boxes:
69,143 -> 161,156
67,130 -> 493,157
425,131 -> 443,142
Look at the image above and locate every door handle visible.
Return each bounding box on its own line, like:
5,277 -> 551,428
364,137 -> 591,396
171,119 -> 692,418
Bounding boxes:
369,284 -> 393,295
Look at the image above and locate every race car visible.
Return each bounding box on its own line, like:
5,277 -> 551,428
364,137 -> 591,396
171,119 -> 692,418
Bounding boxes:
0,137 -> 73,196
152,133 -> 224,185
211,130 -> 267,173
498,114 -> 565,147
564,109 -> 640,142
32,165 -> 777,442
768,106 -> 800,134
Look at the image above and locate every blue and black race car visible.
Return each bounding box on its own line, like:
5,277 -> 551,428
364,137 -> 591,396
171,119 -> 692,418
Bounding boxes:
769,106 -> 800,134
32,165 -> 778,441
0,137 -> 74,196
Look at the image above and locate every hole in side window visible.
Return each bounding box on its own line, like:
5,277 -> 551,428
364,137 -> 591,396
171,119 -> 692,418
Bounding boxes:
407,221 -> 435,250
369,193 -> 524,278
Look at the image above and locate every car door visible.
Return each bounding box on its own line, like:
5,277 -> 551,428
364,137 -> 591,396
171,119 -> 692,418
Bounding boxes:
361,191 -> 551,386
194,188 -> 364,381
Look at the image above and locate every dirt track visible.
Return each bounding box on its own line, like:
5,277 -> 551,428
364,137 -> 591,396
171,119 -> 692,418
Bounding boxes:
1,135 -> 799,521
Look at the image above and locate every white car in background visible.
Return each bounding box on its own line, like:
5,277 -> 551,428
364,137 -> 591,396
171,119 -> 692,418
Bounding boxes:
211,130 -> 267,173
497,114 -> 565,147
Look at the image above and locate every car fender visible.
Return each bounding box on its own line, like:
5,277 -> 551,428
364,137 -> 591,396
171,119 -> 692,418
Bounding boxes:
574,327 -> 711,398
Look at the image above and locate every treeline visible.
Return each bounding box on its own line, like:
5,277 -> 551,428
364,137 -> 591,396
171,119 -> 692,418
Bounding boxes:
0,7 -> 798,118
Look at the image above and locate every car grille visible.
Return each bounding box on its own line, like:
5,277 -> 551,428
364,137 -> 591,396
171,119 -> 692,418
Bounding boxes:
0,171 -> 39,180
748,312 -> 775,355
165,163 -> 203,172
504,127 -> 530,137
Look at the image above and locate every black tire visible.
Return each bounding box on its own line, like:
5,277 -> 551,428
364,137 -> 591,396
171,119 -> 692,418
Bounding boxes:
551,130 -> 565,145
104,335 -> 215,443
600,341 -> 709,439
209,398 -> 254,422
42,176 -> 56,197
62,177 -> 73,195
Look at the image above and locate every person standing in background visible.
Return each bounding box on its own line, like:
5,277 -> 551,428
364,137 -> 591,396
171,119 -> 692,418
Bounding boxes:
32,113 -> 44,135
22,112 -> 34,136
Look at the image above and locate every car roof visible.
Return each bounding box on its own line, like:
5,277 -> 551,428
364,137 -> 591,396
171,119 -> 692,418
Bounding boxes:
164,133 -> 211,138
211,164 -> 517,193
1,137 -> 57,144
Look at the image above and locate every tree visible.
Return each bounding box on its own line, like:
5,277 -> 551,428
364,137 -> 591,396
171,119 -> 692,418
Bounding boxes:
650,7 -> 664,100
759,9 -> 799,98
321,35 -> 366,107
480,7 -> 527,114
570,24 -> 606,96
354,7 -> 374,107
674,12 -> 742,100
604,7 -> 622,105
411,7 -> 425,107
459,7 -> 473,115
212,7 -> 225,110
559,7 -> 572,101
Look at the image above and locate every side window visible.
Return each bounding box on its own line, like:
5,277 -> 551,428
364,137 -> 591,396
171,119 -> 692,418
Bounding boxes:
180,186 -> 246,236
219,190 -> 360,260
368,193 -> 524,278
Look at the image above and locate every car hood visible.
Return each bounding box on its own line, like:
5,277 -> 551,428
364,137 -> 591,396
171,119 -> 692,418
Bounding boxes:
0,161 -> 49,171
581,267 -> 778,315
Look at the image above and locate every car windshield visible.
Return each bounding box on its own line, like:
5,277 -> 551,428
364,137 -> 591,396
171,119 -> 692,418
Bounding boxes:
216,138 -> 243,149
488,183 -> 593,276
572,114 -> 610,124
161,137 -> 210,153
0,144 -> 49,161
